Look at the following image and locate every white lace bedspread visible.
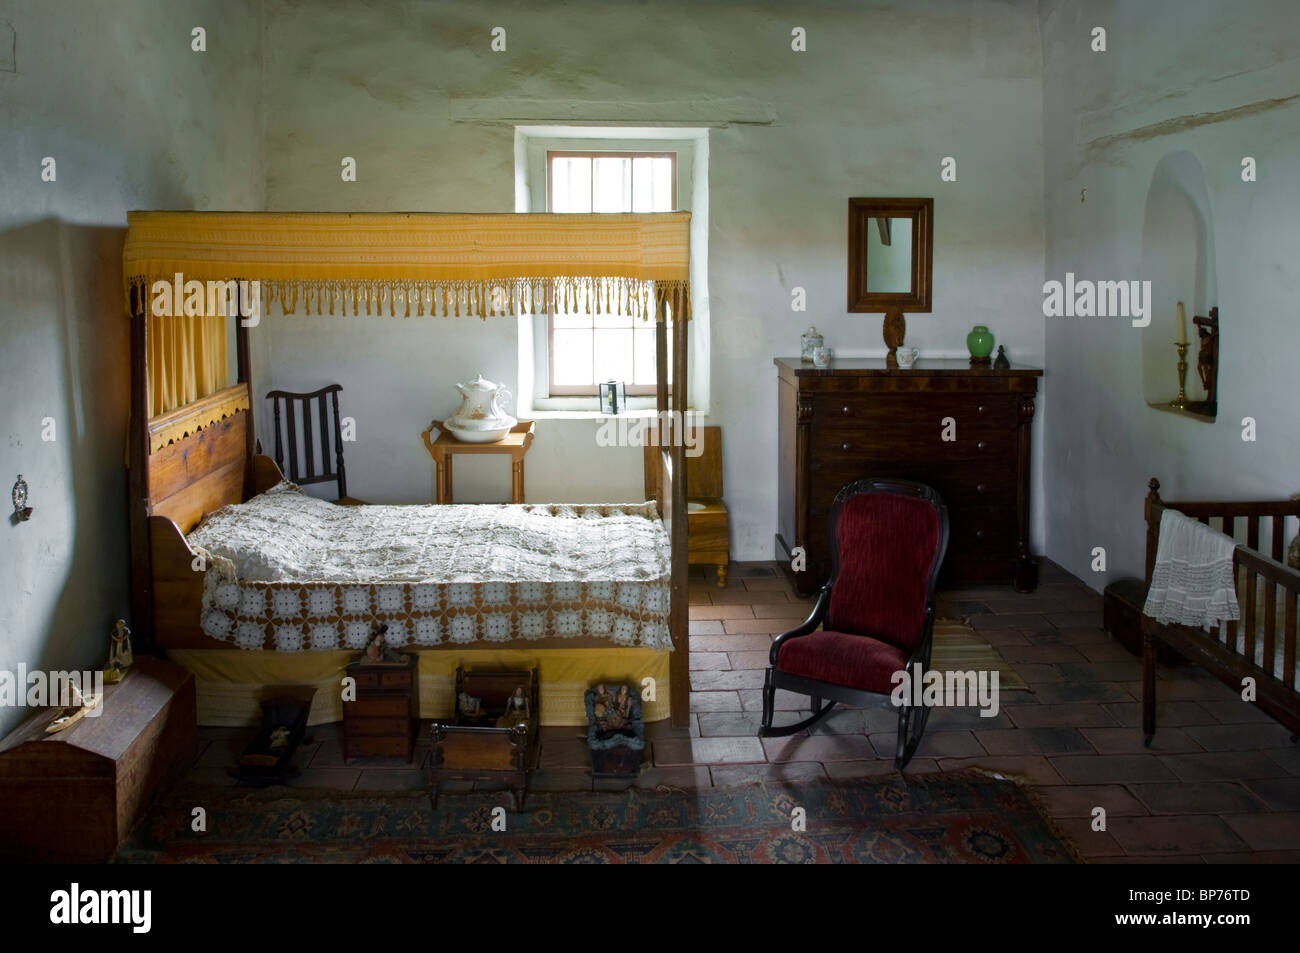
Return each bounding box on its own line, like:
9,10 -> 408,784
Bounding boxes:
187,482 -> 672,652
1143,509 -> 1240,630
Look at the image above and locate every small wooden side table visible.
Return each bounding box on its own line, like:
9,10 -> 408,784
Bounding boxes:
420,419 -> 536,504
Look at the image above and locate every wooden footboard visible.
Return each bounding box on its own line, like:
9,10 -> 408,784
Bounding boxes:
1142,478 -> 1300,739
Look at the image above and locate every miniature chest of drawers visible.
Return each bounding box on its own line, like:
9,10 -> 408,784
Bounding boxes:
775,358 -> 1042,595
343,653 -> 418,762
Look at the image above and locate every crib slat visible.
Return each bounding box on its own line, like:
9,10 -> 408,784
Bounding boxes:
1243,568 -> 1257,665
1247,517 -> 1260,552
1285,588 -> 1297,687
1272,516 -> 1286,563
1221,515 -> 1234,541
1263,578 -> 1277,677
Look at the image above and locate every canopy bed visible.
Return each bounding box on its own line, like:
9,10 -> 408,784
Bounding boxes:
122,211 -> 692,728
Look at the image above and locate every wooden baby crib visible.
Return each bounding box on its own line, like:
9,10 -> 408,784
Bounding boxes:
1141,478 -> 1300,744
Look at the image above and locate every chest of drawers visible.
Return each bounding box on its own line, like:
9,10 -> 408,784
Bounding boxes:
775,358 -> 1042,595
343,654 -> 418,761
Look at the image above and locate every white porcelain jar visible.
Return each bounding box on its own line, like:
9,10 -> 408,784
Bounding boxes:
800,326 -> 824,364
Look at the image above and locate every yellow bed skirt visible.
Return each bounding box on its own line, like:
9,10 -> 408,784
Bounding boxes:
166,647 -> 671,727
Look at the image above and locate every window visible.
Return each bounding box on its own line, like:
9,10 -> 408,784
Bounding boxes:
547,151 -> 676,396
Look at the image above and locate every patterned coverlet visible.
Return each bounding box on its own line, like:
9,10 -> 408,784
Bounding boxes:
187,483 -> 672,652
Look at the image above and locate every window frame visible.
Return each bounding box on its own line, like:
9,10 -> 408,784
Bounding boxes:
545,149 -> 679,397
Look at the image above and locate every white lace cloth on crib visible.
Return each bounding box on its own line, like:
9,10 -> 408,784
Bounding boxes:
1143,509 -> 1240,630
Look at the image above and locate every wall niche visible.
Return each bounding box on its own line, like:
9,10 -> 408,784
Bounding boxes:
1139,151 -> 1219,421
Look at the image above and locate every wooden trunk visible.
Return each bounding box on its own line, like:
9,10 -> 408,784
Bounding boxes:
775,358 -> 1042,595
0,657 -> 196,863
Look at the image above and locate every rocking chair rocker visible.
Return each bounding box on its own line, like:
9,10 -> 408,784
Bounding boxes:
759,478 -> 949,769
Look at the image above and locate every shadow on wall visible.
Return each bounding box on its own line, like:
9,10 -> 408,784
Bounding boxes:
0,219 -> 132,705
1139,151 -> 1218,409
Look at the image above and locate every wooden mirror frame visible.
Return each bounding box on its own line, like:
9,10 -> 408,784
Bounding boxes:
847,197 -> 933,313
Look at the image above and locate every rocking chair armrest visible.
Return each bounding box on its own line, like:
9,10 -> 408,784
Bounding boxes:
769,583 -> 832,663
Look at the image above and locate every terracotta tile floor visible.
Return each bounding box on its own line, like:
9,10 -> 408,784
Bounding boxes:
187,559 -> 1300,862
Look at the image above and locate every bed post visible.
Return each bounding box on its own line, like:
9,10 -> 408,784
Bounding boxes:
236,287 -> 257,498
1145,478 -> 1163,583
127,286 -> 155,649
668,299 -> 690,728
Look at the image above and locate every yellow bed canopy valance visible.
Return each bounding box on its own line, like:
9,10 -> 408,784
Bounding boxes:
123,210 -> 692,322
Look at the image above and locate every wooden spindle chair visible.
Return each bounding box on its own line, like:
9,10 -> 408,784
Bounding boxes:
265,384 -> 363,504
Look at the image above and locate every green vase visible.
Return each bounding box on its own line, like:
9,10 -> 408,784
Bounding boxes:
967,325 -> 994,359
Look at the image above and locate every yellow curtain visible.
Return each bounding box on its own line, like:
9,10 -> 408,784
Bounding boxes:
123,211 -> 692,322
146,312 -> 228,416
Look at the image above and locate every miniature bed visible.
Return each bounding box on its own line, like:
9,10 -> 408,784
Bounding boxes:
1141,478 -> 1300,742
123,211 -> 692,727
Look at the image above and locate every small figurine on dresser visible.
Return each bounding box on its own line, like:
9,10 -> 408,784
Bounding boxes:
495,686 -> 530,729
993,346 -> 1011,370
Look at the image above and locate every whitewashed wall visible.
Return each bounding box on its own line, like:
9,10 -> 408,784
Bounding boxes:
1038,0 -> 1300,587
257,0 -> 1048,557
0,0 -> 263,735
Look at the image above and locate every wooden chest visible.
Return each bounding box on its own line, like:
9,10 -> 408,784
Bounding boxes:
0,656 -> 196,863
775,358 -> 1042,595
343,653 -> 418,761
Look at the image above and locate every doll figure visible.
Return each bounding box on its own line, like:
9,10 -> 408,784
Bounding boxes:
109,620 -> 134,671
496,686 -> 529,728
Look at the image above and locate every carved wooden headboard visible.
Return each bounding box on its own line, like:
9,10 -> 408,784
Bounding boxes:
145,383 -> 251,533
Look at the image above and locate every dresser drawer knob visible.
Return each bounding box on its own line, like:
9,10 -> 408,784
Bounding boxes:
976,482 -> 986,493
977,440 -> 987,450
975,529 -> 985,539
841,442 -> 851,452
977,405 -> 986,414
841,405 -> 851,415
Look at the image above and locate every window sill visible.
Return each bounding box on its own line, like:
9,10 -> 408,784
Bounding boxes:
524,407 -> 702,421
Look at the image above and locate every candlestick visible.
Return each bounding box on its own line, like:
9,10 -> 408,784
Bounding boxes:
1176,301 -> 1187,345
1169,341 -> 1190,410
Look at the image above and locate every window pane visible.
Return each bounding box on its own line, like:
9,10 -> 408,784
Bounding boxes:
592,157 -> 631,213
593,328 -> 635,383
633,156 -> 674,212
551,157 -> 591,213
553,328 -> 594,385
593,311 -> 633,329
633,326 -> 657,385
552,311 -> 592,329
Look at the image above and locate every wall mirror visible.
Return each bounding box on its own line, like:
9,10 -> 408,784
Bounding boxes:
847,197 -> 933,312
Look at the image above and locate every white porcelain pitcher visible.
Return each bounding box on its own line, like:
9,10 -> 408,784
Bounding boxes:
446,375 -> 516,443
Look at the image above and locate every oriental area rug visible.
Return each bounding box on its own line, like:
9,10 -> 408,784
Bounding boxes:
115,772 -> 1079,864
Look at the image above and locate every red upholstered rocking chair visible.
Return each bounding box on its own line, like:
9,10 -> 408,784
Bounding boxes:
760,478 -> 949,769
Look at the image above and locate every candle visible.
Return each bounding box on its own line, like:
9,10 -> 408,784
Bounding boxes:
1176,301 -> 1187,345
